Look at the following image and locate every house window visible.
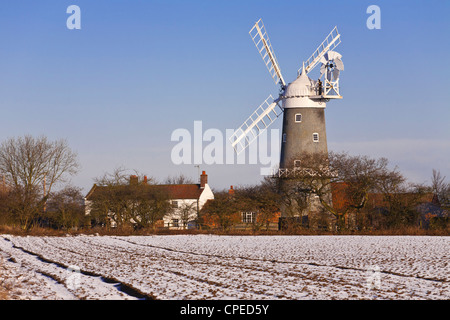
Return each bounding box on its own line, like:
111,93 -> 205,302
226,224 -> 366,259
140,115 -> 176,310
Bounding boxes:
282,133 -> 287,143
313,133 -> 319,142
172,219 -> 179,228
295,114 -> 302,122
242,212 -> 256,224
171,200 -> 178,208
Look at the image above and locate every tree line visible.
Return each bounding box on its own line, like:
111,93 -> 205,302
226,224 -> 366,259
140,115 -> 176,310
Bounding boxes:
0,135 -> 448,233
199,153 -> 449,232
0,135 -> 196,231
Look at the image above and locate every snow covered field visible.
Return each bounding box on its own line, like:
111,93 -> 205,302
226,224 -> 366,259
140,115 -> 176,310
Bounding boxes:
0,234 -> 448,300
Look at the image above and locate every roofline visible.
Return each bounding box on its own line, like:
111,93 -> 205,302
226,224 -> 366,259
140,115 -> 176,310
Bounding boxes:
84,183 -> 210,200
85,184 -> 98,199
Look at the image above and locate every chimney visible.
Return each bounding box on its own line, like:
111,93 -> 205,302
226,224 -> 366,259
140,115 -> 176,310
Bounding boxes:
200,171 -> 208,189
143,176 -> 148,184
228,185 -> 234,196
130,175 -> 138,185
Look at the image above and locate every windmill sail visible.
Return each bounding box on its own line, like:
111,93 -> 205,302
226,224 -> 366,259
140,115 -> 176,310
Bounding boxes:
299,26 -> 341,76
230,95 -> 283,154
249,19 -> 286,87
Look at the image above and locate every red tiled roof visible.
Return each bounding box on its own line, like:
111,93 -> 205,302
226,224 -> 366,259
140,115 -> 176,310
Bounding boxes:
85,183 -> 204,200
160,184 -> 204,200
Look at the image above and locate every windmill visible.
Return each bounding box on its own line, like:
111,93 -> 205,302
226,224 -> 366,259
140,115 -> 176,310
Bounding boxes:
229,19 -> 344,178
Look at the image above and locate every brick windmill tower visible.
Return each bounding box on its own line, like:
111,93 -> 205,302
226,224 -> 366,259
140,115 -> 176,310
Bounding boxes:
229,19 -> 344,219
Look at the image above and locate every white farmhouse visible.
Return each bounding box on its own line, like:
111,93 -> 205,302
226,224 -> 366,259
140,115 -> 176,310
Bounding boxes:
162,171 -> 214,229
84,171 -> 214,229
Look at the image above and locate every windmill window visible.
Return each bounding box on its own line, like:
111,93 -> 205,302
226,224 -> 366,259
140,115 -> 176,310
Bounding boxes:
313,133 -> 319,142
282,133 -> 287,143
294,160 -> 301,167
295,114 -> 302,122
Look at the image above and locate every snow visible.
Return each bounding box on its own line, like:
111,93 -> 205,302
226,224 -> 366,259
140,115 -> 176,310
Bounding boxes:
0,234 -> 448,300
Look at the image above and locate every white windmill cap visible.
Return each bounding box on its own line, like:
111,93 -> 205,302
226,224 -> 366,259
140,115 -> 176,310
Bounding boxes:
284,72 -> 314,97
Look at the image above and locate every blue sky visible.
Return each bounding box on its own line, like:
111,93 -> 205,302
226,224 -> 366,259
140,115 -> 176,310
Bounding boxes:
0,1 -> 449,193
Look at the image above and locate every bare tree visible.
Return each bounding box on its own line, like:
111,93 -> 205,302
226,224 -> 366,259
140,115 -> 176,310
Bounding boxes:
275,152 -> 338,227
46,186 -> 85,230
0,135 -> 80,230
274,151 -> 405,230
177,202 -> 197,229
431,169 -> 449,207
378,181 -> 429,228
163,174 -> 195,185
0,135 -> 79,195
199,191 -> 240,231
88,168 -> 171,230
94,167 -> 130,187
89,167 -> 138,228
233,180 -> 281,231
129,186 -> 173,230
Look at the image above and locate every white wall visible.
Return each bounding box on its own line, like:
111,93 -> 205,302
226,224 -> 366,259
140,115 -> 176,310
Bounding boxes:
164,184 -> 214,229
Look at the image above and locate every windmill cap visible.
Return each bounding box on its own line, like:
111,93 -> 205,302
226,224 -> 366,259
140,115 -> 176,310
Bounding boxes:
284,72 -> 315,97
